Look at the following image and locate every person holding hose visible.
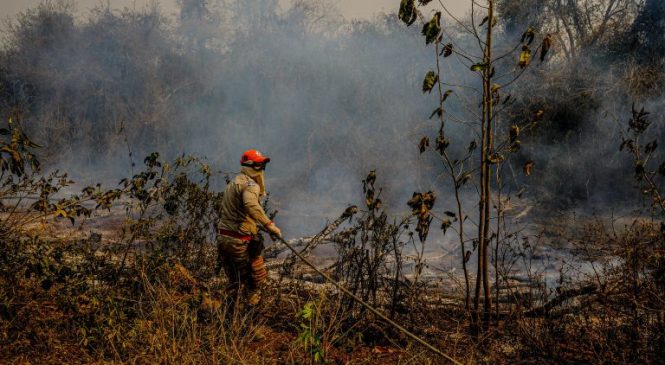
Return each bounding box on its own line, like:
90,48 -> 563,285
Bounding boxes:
217,149 -> 282,307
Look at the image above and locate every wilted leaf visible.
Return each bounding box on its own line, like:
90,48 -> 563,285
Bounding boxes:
510,125 -> 520,142
442,89 -> 453,101
418,137 -> 429,154
422,191 -> 436,209
365,170 -> 377,186
488,153 -> 504,164
441,219 -> 452,235
520,26 -> 536,45
468,140 -> 477,153
628,104 -> 650,134
374,346 -> 398,354
635,161 -> 645,178
444,211 -> 456,218
370,198 -> 382,210
407,191 -> 437,242
540,34 -> 552,62
144,152 -> 161,168
456,172 -> 471,188
407,192 -> 422,210
479,16 -> 489,27
645,140 -> 658,154
436,128 -> 449,154
422,71 -> 438,93
421,12 -> 442,45
516,187 -> 526,198
620,139 -> 632,152
534,109 -> 544,120
440,43 -> 453,57
429,107 -> 443,119
398,0 -> 417,26
523,161 -> 534,176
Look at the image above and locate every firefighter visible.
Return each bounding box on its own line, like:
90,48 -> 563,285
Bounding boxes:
217,149 -> 281,307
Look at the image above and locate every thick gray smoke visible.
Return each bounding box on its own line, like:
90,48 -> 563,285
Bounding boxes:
1,0 -> 663,241
0,1 -> 443,236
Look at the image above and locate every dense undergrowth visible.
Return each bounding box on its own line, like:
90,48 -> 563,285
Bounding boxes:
1,115 -> 664,364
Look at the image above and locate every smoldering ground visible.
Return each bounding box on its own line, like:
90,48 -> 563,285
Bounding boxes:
1,0 -> 663,241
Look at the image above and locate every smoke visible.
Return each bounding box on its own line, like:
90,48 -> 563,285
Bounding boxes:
1,0 -> 663,241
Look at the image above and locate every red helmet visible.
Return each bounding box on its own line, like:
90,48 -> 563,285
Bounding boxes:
240,149 -> 270,166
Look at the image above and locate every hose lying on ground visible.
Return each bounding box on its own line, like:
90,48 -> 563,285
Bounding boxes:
273,234 -> 463,365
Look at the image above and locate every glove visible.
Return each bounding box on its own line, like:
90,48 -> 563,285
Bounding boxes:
266,222 -> 282,239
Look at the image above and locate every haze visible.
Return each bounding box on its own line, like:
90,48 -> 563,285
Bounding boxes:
0,0 -> 469,20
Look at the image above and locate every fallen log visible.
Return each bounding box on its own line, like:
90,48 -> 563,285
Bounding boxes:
263,237 -> 312,259
276,205 -> 357,275
524,283 -> 598,317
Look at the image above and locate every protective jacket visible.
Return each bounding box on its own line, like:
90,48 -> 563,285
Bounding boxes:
218,167 -> 271,235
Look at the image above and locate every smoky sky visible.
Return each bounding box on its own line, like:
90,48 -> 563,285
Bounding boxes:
1,0 -> 661,247
0,0 -> 470,21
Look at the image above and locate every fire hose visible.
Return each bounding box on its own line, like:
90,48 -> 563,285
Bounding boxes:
272,234 -> 463,365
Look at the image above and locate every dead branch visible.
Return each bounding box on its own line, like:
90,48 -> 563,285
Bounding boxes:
524,284 -> 598,317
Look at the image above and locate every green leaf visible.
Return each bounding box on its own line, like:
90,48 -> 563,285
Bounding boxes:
470,63 -> 487,71
422,71 -> 438,93
299,302 -> 315,319
519,45 -> 531,68
421,12 -> 441,45
398,0 -> 417,26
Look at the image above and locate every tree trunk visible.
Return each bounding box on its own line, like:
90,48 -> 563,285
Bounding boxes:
474,0 -> 495,325
482,0 -> 495,322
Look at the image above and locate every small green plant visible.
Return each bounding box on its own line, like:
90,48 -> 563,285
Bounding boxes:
296,301 -> 325,363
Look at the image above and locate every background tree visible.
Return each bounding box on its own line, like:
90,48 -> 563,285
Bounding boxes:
398,0 -> 549,323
